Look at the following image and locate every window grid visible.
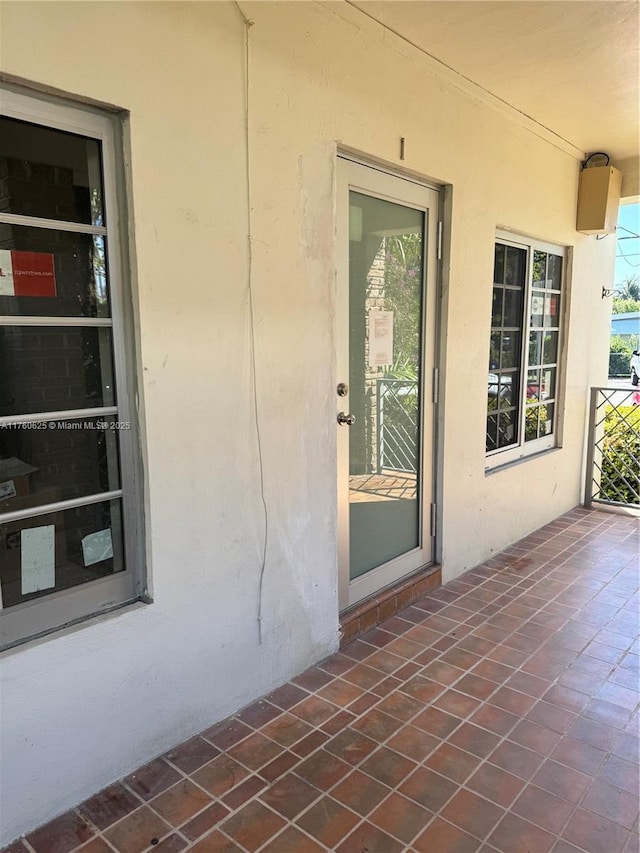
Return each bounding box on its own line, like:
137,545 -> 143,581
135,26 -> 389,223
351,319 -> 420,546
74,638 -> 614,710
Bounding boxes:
487,235 -> 565,463
0,86 -> 141,649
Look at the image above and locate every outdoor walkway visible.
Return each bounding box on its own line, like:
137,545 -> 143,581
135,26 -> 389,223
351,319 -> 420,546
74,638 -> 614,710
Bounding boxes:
5,507 -> 639,853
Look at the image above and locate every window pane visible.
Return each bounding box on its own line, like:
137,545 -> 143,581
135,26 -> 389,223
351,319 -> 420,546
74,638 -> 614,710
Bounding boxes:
541,368 -> 555,400
503,288 -> 523,327
498,411 -> 516,447
0,226 -> 109,318
491,288 -> 503,326
0,417 -> 120,512
525,404 -> 540,441
486,414 -> 498,452
494,244 -> 505,284
544,293 -> 559,327
530,290 -> 545,328
0,116 -> 104,226
532,250 -> 547,287
488,243 -> 527,454
527,369 -> 540,400
525,401 -> 554,441
0,498 -> 123,608
490,331 -> 501,368
547,254 -> 563,289
529,330 -> 542,365
500,332 -> 520,369
505,246 -> 526,286
0,326 -> 115,416
543,331 -> 558,365
488,371 -> 514,405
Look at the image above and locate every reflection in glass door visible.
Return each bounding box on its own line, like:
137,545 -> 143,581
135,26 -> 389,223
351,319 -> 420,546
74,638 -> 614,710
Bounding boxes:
337,160 -> 439,609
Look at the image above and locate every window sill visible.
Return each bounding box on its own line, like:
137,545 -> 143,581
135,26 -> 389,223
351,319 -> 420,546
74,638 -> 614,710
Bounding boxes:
485,445 -> 563,476
0,595 -> 151,656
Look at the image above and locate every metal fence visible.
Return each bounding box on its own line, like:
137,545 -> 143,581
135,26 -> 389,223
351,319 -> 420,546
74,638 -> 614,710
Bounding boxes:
376,378 -> 419,473
584,387 -> 640,508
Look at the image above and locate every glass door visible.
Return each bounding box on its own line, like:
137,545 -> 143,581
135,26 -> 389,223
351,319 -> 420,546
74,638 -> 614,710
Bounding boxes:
337,159 -> 439,609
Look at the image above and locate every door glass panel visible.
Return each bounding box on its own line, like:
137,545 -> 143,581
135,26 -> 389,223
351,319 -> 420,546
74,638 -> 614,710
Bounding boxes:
348,191 -> 424,580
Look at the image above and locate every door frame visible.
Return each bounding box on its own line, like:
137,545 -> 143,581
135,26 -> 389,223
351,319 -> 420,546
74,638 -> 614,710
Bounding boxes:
336,154 -> 441,611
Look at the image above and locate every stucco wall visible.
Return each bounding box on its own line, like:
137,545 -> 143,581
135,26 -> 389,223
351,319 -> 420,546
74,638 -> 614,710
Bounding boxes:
0,0 -> 617,842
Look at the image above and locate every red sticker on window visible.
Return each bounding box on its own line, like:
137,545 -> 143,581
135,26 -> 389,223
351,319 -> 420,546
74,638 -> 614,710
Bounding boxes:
11,251 -> 56,297
0,250 -> 57,297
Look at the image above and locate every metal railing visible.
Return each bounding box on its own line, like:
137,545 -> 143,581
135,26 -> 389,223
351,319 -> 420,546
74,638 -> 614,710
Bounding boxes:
376,378 -> 418,473
584,387 -> 640,509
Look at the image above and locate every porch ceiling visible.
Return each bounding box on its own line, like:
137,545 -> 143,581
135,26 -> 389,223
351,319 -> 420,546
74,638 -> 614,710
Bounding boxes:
350,1 -> 639,162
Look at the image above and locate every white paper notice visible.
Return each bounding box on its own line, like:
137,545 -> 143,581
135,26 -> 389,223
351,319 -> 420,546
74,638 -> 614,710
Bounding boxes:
82,529 -> 113,567
0,250 -> 15,296
0,480 -> 16,500
368,310 -> 394,368
21,525 -> 55,595
531,295 -> 544,316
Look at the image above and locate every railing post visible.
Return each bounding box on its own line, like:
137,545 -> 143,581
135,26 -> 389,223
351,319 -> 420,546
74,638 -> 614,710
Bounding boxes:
376,379 -> 383,474
584,387 -> 598,507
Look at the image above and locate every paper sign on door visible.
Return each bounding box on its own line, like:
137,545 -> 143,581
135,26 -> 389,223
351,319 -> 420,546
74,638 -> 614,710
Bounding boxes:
368,310 -> 394,368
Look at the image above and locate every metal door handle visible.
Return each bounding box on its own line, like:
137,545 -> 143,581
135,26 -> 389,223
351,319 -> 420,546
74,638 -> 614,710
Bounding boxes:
337,412 -> 356,426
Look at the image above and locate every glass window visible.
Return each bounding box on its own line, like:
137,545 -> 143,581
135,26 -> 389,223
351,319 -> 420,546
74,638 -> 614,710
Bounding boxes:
0,227 -> 110,318
0,88 -> 142,649
486,235 -> 565,463
0,116 -> 104,226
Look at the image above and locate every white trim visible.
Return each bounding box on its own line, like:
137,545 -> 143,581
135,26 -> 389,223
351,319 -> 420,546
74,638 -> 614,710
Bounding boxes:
338,148 -> 442,193
0,317 -> 112,326
337,158 -> 439,610
0,490 -> 123,524
0,212 -> 106,236
486,231 -> 567,470
0,407 -> 118,425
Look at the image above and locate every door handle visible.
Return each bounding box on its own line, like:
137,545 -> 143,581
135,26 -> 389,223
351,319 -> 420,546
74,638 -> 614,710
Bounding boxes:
337,412 -> 356,426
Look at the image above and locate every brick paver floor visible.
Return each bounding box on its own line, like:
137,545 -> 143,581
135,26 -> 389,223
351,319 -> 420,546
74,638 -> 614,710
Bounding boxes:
4,507 -> 639,853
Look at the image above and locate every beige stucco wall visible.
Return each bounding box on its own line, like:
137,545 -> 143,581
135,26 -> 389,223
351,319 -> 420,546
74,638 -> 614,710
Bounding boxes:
0,0 -> 617,842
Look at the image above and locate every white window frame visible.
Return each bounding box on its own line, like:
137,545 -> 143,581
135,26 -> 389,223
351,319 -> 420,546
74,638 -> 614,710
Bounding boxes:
0,85 -> 145,649
486,230 -> 567,470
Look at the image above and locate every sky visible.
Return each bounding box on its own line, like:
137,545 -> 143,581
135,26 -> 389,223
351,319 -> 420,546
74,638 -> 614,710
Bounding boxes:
615,202 -> 640,291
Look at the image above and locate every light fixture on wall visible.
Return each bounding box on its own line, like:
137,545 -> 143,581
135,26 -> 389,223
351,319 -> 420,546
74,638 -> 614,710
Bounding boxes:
576,152 -> 622,236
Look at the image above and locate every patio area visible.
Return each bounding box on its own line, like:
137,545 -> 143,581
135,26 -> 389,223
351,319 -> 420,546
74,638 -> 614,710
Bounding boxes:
5,506 -> 639,853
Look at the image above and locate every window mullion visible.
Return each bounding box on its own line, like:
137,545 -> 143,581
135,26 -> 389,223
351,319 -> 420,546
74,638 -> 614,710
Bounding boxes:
519,245 -> 534,447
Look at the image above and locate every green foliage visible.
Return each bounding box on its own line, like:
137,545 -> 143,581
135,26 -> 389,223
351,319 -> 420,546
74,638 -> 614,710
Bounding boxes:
610,336 -> 634,354
525,401 -> 547,441
383,233 -> 422,373
609,336 -> 635,377
612,297 -> 640,314
600,404 -> 640,505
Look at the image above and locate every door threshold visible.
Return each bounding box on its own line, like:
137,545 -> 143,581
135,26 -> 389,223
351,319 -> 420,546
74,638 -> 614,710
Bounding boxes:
339,564 -> 441,649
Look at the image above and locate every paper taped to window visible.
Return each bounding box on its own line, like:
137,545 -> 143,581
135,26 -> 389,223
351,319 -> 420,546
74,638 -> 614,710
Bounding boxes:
21,525 -> 56,594
82,529 -> 113,567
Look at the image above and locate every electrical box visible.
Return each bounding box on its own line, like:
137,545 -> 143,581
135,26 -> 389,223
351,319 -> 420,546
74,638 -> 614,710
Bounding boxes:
576,165 -> 622,235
